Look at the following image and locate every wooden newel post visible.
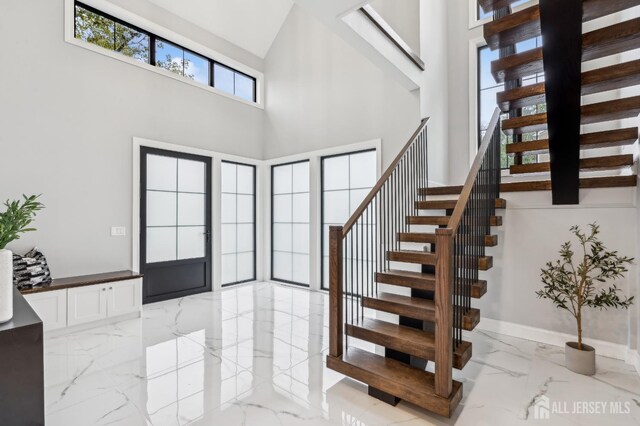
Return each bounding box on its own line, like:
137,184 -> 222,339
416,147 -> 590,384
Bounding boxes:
329,226 -> 344,358
434,228 -> 453,397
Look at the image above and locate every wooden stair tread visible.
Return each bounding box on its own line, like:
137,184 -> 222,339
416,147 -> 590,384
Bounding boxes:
484,5 -> 540,50
387,250 -> 437,265
510,154 -> 634,175
492,47 -> 543,83
582,18 -> 640,62
498,59 -> 640,112
376,270 -> 488,298
362,293 -> 481,331
415,198 -> 507,210
583,0 -> 640,22
481,0 -> 640,17
326,347 -> 463,417
423,175 -> 637,195
502,112 -> 547,135
407,216 -> 502,226
506,128 -> 639,155
581,96 -> 640,125
497,82 -> 546,112
582,59 -> 640,96
398,232 -> 499,247
346,318 -> 472,370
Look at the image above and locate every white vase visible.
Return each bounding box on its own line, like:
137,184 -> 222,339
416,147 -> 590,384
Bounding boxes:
0,249 -> 13,323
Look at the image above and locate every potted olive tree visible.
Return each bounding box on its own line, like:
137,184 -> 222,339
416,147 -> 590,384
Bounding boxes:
0,195 -> 44,323
536,223 -> 634,375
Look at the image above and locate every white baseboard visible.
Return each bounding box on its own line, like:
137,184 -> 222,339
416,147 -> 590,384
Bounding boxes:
475,317 -> 632,363
626,349 -> 640,375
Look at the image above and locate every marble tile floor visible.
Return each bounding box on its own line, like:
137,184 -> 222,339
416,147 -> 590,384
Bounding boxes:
44,282 -> 640,425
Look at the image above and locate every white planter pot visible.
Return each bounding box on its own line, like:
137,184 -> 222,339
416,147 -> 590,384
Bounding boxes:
565,342 -> 596,375
0,249 -> 13,323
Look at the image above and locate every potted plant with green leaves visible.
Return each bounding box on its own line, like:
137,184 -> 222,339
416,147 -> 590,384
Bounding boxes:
0,195 -> 44,323
536,223 -> 634,375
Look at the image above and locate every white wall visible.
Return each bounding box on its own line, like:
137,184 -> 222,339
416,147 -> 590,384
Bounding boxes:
263,5 -> 421,170
473,189 -> 638,347
0,0 -> 264,277
419,0 -> 450,185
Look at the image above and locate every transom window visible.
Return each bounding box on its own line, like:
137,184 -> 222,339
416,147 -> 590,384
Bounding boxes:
74,1 -> 256,102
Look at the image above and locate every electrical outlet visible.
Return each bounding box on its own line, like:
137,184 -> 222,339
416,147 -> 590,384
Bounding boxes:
111,226 -> 126,237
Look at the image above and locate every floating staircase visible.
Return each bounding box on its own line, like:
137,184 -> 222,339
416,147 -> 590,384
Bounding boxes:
327,0 -> 640,419
327,111 -> 504,417
484,0 -> 640,194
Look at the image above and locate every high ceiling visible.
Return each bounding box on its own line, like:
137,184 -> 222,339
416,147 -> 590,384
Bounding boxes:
148,0 -> 295,58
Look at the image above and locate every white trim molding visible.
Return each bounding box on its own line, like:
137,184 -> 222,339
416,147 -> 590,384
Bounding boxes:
476,317 -> 637,366
64,0 -> 265,109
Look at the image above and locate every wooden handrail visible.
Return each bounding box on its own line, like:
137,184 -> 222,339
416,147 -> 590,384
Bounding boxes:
444,108 -> 501,234
342,118 -> 430,236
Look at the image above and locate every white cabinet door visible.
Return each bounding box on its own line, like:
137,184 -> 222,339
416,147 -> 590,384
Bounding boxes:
107,279 -> 142,317
24,290 -> 67,331
68,284 -> 108,326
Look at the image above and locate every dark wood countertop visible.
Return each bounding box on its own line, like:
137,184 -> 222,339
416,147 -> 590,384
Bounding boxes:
20,270 -> 143,295
0,288 -> 42,331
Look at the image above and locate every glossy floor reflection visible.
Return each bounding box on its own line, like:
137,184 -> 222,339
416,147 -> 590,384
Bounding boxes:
44,282 -> 640,425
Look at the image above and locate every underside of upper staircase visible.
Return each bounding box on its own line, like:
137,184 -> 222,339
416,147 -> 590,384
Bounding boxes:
482,0 -> 640,203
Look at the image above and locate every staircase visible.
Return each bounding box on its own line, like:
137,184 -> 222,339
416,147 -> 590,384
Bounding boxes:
482,0 -> 640,201
326,111 -> 504,417
326,0 -> 640,418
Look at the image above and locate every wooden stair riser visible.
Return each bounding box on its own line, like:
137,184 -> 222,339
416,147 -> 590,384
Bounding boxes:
387,250 -> 437,265
362,294 -> 481,331
375,271 -> 488,298
398,233 -> 498,247
345,318 -> 473,369
422,175 -> 638,195
506,128 -> 639,155
510,154 -> 634,175
415,199 -> 507,210
407,216 -> 502,226
326,348 -> 463,417
480,0 -> 640,20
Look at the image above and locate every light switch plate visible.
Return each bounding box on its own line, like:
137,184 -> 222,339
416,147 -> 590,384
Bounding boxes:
111,226 -> 126,237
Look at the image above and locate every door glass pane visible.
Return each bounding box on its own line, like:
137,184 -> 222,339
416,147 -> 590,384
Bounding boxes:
147,191 -> 177,226
178,159 -> 205,193
221,224 -> 236,254
178,193 -> 205,226
221,162 -> 237,193
237,165 -> 254,194
321,150 -> 376,289
147,155 -> 177,191
292,253 -> 309,285
292,162 -> 310,193
147,227 -> 177,263
273,194 -> 292,223
271,161 -> 310,285
177,226 -> 205,260
221,162 -> 255,285
273,224 -> 292,252
273,165 -> 292,194
349,151 -> 377,189
236,252 -> 254,281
